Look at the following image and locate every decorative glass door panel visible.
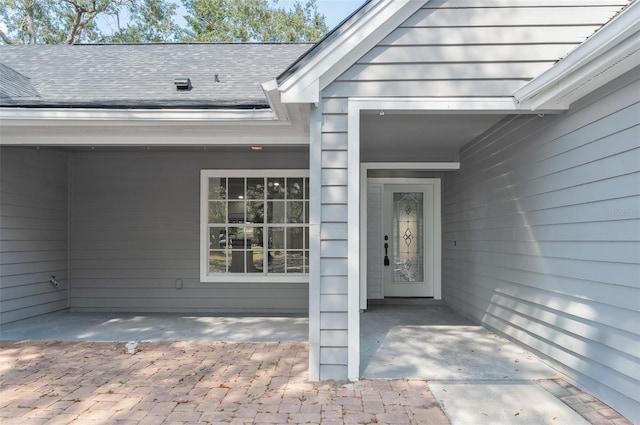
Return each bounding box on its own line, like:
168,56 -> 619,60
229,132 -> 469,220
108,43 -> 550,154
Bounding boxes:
383,184 -> 434,298
393,192 -> 424,283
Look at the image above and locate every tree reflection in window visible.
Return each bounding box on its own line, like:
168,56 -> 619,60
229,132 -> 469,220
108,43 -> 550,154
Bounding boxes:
206,175 -> 309,275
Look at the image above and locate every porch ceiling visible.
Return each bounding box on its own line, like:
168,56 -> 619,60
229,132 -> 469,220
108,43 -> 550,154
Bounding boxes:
360,112 -> 506,162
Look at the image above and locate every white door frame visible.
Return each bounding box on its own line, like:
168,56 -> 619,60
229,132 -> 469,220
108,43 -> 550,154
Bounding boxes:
361,174 -> 445,308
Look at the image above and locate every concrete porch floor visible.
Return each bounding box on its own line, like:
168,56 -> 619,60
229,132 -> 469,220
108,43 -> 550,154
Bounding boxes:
359,304 -> 628,424
0,306 -> 630,424
0,310 -> 309,343
360,303 -> 556,380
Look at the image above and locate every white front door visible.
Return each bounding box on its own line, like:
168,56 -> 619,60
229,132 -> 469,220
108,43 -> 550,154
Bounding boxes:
383,184 -> 435,297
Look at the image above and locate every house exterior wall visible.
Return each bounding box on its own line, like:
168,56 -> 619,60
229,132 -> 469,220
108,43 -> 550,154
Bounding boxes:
327,0 -> 626,99
69,150 -> 310,314
0,147 -> 69,325
443,69 -> 640,422
313,0 -> 625,382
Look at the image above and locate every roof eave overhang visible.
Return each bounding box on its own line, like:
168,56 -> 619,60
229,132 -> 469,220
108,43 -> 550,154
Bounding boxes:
0,105 -> 313,146
0,106 -> 278,123
514,1 -> 640,111
277,0 -> 428,104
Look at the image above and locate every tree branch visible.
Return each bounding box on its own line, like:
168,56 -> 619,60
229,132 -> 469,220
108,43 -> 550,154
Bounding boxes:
65,7 -> 84,44
26,11 -> 36,44
0,27 -> 12,44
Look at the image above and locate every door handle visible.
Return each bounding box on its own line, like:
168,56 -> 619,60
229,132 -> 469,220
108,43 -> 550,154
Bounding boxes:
384,235 -> 390,266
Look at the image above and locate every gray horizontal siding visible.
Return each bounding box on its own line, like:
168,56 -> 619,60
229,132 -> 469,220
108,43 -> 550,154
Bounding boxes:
69,150 -> 309,314
317,97 -> 349,380
403,4 -> 623,26
313,0 -> 628,382
0,147 -> 69,325
328,1 -> 624,99
443,70 -> 640,422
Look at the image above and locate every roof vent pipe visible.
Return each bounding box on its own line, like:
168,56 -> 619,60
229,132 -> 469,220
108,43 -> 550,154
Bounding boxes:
174,77 -> 192,91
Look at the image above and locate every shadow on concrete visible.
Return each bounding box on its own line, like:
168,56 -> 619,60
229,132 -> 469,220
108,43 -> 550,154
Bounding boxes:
0,310 -> 308,343
360,304 -> 559,380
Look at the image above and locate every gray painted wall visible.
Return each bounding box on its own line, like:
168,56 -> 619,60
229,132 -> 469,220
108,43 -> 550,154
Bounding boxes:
0,147 -> 69,325
69,149 -> 309,314
314,0 -> 624,381
443,70 -> 640,422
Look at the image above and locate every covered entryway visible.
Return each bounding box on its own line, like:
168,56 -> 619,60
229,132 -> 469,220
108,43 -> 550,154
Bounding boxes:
348,102 -> 529,382
357,108 -> 511,312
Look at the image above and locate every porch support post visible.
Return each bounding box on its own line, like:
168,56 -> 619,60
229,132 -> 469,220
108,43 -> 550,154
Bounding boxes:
308,103 -> 322,381
347,100 -> 361,381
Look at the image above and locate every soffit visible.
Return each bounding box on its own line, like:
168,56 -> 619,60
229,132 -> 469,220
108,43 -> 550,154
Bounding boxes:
360,112 -> 506,162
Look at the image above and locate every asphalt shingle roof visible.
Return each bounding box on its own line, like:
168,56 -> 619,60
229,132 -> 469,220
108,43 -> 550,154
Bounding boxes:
0,63 -> 39,99
0,43 -> 312,108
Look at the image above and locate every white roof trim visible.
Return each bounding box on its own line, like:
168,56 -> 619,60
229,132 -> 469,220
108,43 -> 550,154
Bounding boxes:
278,0 -> 428,104
0,107 -> 278,123
262,78 -> 291,122
514,1 -> 640,111
349,96 -> 526,112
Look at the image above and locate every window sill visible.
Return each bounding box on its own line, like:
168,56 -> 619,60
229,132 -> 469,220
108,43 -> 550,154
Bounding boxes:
200,274 -> 309,284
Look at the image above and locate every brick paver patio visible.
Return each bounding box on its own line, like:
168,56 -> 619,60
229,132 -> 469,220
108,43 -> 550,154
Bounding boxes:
1,341 -> 449,424
0,341 -> 631,424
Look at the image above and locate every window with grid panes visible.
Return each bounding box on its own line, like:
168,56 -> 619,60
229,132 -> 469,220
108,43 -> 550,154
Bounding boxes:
201,171 -> 309,280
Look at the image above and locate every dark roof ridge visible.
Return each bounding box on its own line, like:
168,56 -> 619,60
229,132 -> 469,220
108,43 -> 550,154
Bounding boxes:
278,0 -> 373,82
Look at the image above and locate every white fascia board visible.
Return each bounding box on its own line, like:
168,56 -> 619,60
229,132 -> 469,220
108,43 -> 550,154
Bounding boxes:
281,79 -> 319,105
0,107 -> 278,123
279,0 -> 428,104
349,97 -> 545,113
261,79 -> 291,122
514,1 -> 640,111
0,135 -> 311,146
0,106 -> 311,146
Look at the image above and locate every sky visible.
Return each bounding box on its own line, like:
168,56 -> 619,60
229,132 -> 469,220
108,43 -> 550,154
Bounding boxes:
1,0 -> 366,41
280,0 -> 364,29
169,0 -> 365,33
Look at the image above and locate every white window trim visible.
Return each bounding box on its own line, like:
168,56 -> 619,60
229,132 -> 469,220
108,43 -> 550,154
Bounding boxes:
200,169 -> 310,283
